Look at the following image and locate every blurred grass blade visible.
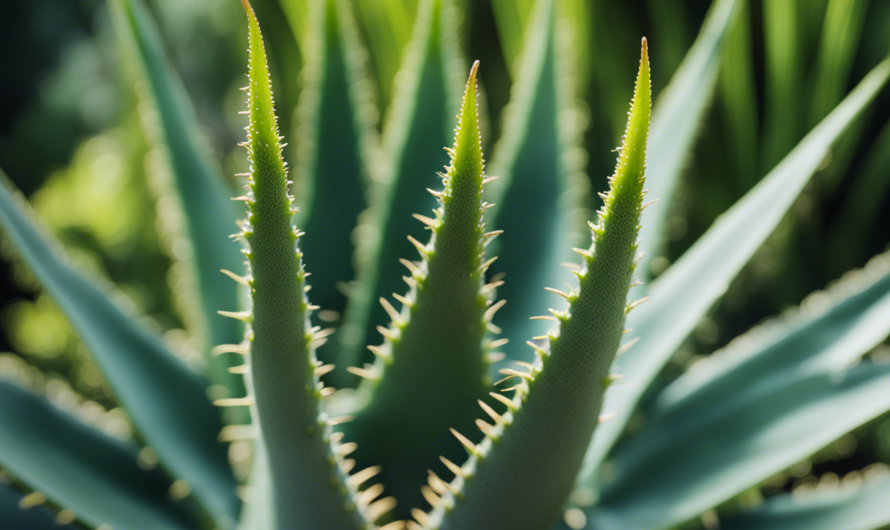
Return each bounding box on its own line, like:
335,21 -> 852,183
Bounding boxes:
294,0 -> 378,358
490,0 -> 535,75
655,250 -> 890,411
352,0 -> 417,108
635,0 -> 742,280
0,171 -> 240,528
718,3 -> 758,188
109,0 -> 247,396
0,481 -> 78,530
485,0 -> 589,368
578,57 -> 890,484
336,0 -> 464,376
0,381 -> 196,530
590,362 -> 890,530
808,0 -> 868,125
721,478 -> 890,530
761,0 -> 800,172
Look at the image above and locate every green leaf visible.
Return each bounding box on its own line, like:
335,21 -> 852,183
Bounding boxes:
761,0 -> 801,172
484,0 -> 589,368
577,56 -> 890,481
336,0 -> 464,378
293,0 -> 378,359
427,38 -> 650,530
721,478 -> 890,530
237,3 -> 368,527
0,171 -> 239,528
0,381 -> 196,530
109,0 -> 247,397
589,362 -> 890,530
635,0 -> 743,280
655,250 -> 890,412
0,481 -> 77,529
342,60 -> 497,518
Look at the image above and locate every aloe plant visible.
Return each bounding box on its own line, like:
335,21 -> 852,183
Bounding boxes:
1,0 -> 890,529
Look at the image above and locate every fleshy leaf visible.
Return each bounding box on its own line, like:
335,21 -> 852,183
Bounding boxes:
577,56 -> 890,481
0,381 -> 196,530
109,0 -> 247,399
235,3 -> 372,528
423,39 -> 650,530
336,0 -> 464,378
0,170 -> 240,527
293,0 -> 378,358
484,0 -> 589,369
342,60 -> 499,518
0,481 -> 77,530
589,362 -> 890,530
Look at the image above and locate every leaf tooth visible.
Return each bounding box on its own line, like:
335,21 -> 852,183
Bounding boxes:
482,176 -> 499,185
626,296 -> 649,313
319,387 -> 335,397
486,352 -> 506,363
481,280 -> 505,294
489,392 -> 516,410
421,485 -> 441,508
480,256 -> 498,273
427,470 -> 452,496
399,258 -> 420,274
411,508 -> 431,527
392,293 -> 413,308
348,466 -> 382,487
412,213 -> 438,227
327,415 -> 354,426
439,456 -> 465,478
377,521 -> 407,530
330,432 -> 345,443
213,397 -> 255,407
488,338 -> 510,349
529,315 -> 558,321
356,484 -> 385,507
426,188 -> 443,198
499,368 -> 533,381
314,364 -> 335,377
218,424 -> 256,442
217,310 -> 252,322
526,341 -> 547,354
366,496 -> 398,522
616,336 -> 641,356
347,366 -> 380,381
406,521 -> 423,530
379,297 -> 403,323
55,509 -> 76,525
18,492 -> 46,509
450,428 -> 478,454
484,299 -> 507,321
211,343 -> 250,356
377,325 -> 398,341
337,442 -> 359,456
599,411 -> 618,423
228,364 -> 249,374
407,235 -> 429,256
476,419 -> 495,437
367,345 -> 390,360
339,459 -> 356,474
544,287 -> 571,300
219,269 -> 250,286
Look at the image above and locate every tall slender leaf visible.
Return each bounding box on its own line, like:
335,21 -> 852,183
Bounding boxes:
0,171 -> 240,527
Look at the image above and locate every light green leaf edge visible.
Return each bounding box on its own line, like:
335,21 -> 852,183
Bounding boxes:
0,170 -> 240,528
0,381 -> 196,530
577,56 -> 890,484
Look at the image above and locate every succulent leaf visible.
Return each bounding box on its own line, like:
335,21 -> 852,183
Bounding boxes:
484,0 -> 590,370
591,362 -> 890,530
109,0 -> 248,399
235,3 -> 372,528
720,476 -> 890,530
336,0 -> 464,378
0,381 -> 196,530
423,39 -> 651,530
0,481 -> 77,530
293,0 -> 378,359
0,170 -> 239,528
634,0 -> 743,282
341,60 -> 498,518
579,55 -> 890,481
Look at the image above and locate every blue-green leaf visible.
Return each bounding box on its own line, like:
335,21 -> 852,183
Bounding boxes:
721,478 -> 890,530
485,0 -> 589,368
0,171 -> 239,528
0,381 -> 195,530
0,481 -> 77,530
578,57 -> 890,480
635,0 -> 743,280
109,0 -> 247,396
588,362 -> 890,530
336,0 -> 464,377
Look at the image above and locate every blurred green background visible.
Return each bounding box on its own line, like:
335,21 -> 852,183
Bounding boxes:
2,0 -> 889,508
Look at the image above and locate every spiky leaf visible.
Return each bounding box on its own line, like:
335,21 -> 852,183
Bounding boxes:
424,39 -> 650,530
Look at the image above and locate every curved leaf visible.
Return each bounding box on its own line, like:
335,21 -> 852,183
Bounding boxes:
589,362 -> 890,530
109,0 -> 247,396
721,478 -> 890,530
635,0 -> 743,281
578,56 -> 890,481
0,171 -> 239,527
0,381 -> 195,530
